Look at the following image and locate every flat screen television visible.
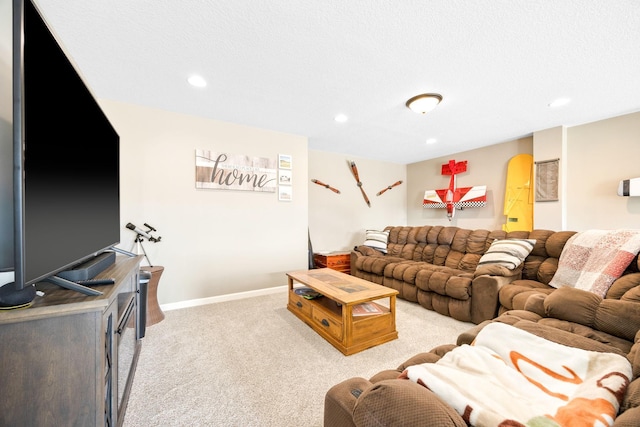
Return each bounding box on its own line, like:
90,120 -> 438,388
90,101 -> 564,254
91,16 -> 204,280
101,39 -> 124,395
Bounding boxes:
1,0 -> 121,306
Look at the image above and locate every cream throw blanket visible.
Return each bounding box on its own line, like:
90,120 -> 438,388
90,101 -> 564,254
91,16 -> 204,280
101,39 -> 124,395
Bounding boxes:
402,323 -> 632,427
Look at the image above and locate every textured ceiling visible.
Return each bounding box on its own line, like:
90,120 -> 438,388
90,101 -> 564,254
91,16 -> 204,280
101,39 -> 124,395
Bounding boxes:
33,0 -> 640,164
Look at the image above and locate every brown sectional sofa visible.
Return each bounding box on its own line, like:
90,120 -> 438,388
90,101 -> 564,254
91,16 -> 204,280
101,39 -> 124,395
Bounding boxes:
351,225 -> 576,324
324,258 -> 640,426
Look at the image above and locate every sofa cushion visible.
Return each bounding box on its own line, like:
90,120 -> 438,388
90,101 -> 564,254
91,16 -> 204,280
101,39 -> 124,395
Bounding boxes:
513,320 -> 630,356
608,272 -> 640,300
544,287 -> 601,327
537,318 -> 634,355
356,253 -> 406,275
622,285 -> 640,303
539,230 -> 574,258
594,299 -> 640,342
522,231 -> 575,283
414,267 -> 472,300
535,257 -> 560,284
363,229 -> 389,253
477,238 -> 536,270
619,382 -> 640,422
543,286 -> 640,344
498,280 -> 554,311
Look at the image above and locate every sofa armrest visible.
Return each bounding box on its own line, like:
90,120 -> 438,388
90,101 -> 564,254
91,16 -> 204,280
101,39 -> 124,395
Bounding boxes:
324,344 -> 463,427
396,352 -> 442,371
456,320 -> 492,345
396,345 -> 456,371
474,263 -> 523,279
324,377 -> 371,427
351,247 -> 385,274
353,245 -> 385,257
470,274 -> 520,324
324,375 -> 466,427
352,379 -> 467,427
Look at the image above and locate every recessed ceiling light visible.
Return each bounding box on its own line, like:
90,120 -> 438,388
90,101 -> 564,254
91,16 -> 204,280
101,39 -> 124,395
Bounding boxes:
426,138 -> 437,145
187,75 -> 207,88
548,97 -> 571,108
334,114 -> 348,123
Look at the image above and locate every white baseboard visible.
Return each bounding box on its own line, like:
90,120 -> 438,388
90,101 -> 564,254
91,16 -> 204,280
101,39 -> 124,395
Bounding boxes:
160,285 -> 288,312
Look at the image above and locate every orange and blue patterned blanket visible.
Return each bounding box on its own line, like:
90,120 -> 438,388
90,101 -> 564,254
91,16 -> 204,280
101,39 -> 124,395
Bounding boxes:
401,322 -> 632,427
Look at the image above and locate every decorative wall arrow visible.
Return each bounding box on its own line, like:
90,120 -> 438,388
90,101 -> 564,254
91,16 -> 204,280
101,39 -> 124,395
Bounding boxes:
349,161 -> 370,207
311,179 -> 341,194
377,180 -> 403,196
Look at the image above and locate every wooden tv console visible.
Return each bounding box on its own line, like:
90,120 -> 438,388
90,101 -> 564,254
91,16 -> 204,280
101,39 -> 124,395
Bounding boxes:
0,254 -> 143,426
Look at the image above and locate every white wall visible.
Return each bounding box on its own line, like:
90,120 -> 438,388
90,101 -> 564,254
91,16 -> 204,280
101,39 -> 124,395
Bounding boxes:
101,100 -> 308,305
406,137 -> 533,230
98,100 -> 640,306
405,113 -> 640,233
308,150 -> 406,253
565,112 -> 640,230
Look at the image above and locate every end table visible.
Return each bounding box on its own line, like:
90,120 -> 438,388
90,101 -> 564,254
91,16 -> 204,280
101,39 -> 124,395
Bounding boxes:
140,266 -> 165,326
313,251 -> 351,274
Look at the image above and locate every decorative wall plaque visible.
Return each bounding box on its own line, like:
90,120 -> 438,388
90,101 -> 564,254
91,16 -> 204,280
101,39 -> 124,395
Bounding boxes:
195,150 -> 276,192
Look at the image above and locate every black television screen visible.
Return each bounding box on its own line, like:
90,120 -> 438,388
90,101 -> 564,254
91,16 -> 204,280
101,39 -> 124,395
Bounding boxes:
11,0 -> 120,291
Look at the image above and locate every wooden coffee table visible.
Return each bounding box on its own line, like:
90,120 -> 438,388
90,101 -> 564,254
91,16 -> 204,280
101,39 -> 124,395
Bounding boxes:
286,268 -> 398,355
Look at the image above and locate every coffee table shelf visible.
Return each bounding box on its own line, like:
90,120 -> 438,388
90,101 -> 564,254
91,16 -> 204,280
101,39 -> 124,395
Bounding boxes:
287,268 -> 398,355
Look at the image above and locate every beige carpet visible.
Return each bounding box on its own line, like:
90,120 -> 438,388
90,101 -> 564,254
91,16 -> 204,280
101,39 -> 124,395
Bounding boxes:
123,290 -> 473,427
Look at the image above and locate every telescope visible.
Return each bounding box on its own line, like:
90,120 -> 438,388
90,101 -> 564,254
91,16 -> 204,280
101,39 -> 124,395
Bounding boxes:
125,222 -> 162,266
126,222 -> 161,242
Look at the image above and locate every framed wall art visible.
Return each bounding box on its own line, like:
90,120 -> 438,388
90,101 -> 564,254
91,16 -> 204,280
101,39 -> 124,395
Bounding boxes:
278,185 -> 292,201
278,154 -> 292,170
279,169 -> 292,185
535,158 -> 559,202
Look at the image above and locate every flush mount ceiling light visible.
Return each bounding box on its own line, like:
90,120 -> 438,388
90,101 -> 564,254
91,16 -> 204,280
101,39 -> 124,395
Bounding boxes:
406,93 -> 443,114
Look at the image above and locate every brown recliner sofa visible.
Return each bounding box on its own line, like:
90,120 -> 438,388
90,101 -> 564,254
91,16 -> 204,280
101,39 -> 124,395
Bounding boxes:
324,259 -> 640,426
351,225 -> 575,324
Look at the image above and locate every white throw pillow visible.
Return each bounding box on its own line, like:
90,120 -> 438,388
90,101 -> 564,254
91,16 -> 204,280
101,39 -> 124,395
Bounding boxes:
477,238 -> 536,270
364,229 -> 389,254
